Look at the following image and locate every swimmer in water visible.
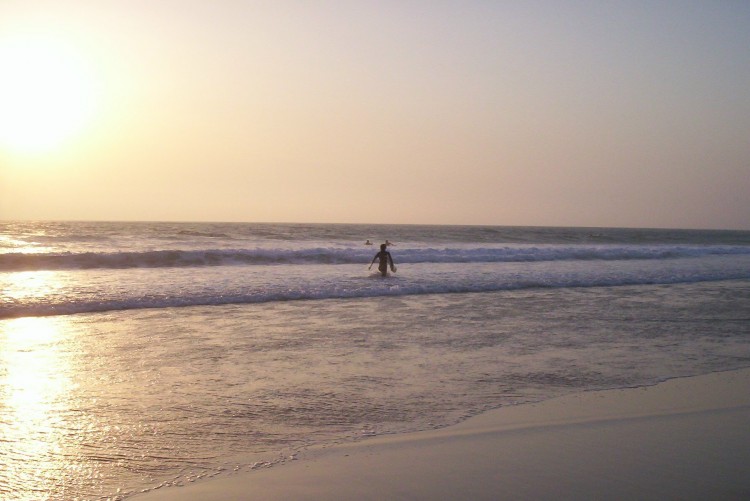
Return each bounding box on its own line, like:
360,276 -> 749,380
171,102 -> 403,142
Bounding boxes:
368,243 -> 396,277
365,240 -> 373,245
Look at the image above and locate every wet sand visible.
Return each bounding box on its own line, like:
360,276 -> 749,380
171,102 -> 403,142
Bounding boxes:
136,368 -> 750,500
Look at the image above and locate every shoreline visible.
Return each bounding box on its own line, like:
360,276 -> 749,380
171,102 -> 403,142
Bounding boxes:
135,368 -> 750,500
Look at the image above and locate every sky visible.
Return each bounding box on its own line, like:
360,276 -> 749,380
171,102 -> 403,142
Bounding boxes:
1,1 -> 749,229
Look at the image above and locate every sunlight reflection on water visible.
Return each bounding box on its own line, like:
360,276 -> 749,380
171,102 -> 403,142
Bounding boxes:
1,317 -> 69,499
0,316 -> 103,500
2,271 -> 64,301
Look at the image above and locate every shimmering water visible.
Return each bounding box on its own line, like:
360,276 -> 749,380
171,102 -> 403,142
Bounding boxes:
1,222 -> 749,499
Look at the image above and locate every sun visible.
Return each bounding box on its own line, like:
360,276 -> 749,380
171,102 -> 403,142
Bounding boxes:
0,34 -> 100,154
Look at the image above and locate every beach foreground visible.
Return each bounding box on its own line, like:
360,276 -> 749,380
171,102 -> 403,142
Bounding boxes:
136,368 -> 750,500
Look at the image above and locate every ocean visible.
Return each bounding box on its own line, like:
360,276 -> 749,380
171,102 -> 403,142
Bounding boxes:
1,221 -> 750,500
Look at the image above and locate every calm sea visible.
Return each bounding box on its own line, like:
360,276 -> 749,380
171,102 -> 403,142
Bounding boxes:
2,221 -> 750,500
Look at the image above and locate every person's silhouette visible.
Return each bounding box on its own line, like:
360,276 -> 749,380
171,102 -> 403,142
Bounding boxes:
369,243 -> 396,277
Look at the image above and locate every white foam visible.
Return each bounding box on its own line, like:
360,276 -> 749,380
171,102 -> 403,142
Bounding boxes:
3,255 -> 750,318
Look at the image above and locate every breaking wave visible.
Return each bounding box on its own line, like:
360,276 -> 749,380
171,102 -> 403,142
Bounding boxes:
2,244 -> 750,272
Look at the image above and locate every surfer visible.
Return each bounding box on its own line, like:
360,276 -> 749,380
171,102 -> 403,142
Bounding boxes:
365,239 -> 373,245
385,240 -> 394,246
369,243 -> 396,277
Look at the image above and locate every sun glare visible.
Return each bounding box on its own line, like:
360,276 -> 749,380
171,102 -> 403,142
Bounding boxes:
1,316 -> 73,497
0,35 -> 100,154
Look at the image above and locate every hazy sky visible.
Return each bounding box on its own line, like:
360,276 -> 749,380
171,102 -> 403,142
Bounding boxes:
1,1 -> 749,229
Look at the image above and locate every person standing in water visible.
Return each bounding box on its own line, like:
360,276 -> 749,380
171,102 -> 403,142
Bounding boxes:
369,243 -> 396,277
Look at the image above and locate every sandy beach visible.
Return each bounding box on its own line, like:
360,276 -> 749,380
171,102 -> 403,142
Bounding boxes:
136,368 -> 750,500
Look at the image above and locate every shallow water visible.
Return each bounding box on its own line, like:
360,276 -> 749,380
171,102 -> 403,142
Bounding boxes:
2,280 -> 749,500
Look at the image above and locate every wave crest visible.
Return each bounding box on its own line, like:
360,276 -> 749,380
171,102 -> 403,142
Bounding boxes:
2,244 -> 749,272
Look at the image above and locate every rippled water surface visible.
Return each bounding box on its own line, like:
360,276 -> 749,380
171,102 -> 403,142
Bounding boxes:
2,222 -> 750,499
2,280 -> 750,500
